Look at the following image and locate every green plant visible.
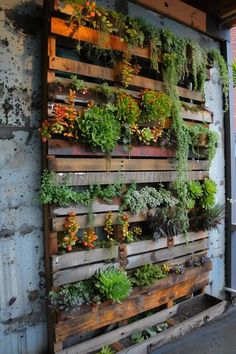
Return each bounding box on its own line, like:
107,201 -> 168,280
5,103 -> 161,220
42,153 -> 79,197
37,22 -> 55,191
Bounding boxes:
201,178 -> 217,209
233,59 -> 236,87
47,280 -> 95,312
95,267 -> 132,303
189,205 -> 224,231
131,263 -> 166,287
116,92 -> 141,125
208,49 -> 229,112
187,180 -> 203,209
188,40 -> 207,94
147,208 -> 181,240
141,90 -> 172,123
79,104 -> 121,153
122,186 -> 178,214
58,212 -> 80,252
97,346 -> 115,354
118,51 -> 141,87
92,82 -> 115,100
70,75 -> 87,91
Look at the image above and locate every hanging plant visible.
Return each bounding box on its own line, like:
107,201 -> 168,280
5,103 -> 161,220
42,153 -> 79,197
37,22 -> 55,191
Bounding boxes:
117,51 -> 141,87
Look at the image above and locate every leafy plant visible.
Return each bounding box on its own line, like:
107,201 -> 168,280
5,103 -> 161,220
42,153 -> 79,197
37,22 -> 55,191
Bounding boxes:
147,208 -> 181,240
122,186 -> 178,214
208,49 -> 229,112
141,90 -> 172,123
187,180 -> 203,209
95,267 -> 132,303
79,104 -> 120,153
70,75 -> 87,91
189,204 -> 224,231
97,346 -> 115,354
116,92 -> 141,125
188,40 -> 207,93
47,280 -> 95,312
117,51 -> 141,87
201,178 -> 217,209
132,263 -> 166,287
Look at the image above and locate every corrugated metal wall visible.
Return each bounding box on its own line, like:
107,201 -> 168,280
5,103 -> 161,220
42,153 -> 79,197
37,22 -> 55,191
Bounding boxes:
0,0 -> 226,353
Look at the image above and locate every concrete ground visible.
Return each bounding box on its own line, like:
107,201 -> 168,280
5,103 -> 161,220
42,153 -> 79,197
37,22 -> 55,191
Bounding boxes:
152,306 -> 236,354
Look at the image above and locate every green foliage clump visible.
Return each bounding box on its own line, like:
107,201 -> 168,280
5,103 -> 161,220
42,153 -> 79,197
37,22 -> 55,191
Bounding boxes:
95,267 -> 132,303
187,180 -> 203,209
189,204 -> 224,232
141,90 -> 172,123
122,186 -> 179,214
97,346 -> 115,354
201,178 -> 217,209
70,75 -> 86,91
79,104 -> 120,153
233,59 -> 236,87
47,280 -> 94,312
116,92 -> 141,125
208,49 -> 229,112
188,40 -> 207,93
132,263 -> 166,287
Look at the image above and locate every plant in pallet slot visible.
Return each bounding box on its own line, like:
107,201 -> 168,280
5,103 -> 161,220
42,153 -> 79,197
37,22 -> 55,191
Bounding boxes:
186,180 -> 203,209
97,346 -> 115,354
79,103 -> 121,153
58,212 -> 80,252
95,267 -> 132,303
147,208 -> 181,240
188,204 -> 224,232
104,212 -> 114,242
131,263 -> 166,287
81,228 -> 98,249
118,213 -> 142,243
140,90 -> 172,124
201,178 -> 217,209
117,51 -> 141,87
116,92 -> 141,125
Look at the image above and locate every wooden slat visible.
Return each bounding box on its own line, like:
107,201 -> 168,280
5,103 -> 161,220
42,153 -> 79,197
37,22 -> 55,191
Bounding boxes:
51,17 -> 150,59
52,170 -> 208,186
126,239 -> 208,270
52,208 -> 157,232
53,261 -> 120,286
54,0 -> 206,33
49,56 -> 204,102
48,157 -> 209,172
52,245 -> 119,271
54,265 -> 210,342
117,299 -> 226,354
52,239 -> 208,285
48,140 -> 176,157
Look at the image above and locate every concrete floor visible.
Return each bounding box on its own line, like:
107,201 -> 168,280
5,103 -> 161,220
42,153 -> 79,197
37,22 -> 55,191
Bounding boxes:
152,307 -> 236,354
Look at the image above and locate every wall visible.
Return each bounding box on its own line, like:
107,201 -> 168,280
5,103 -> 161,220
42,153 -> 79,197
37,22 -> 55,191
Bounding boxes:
0,0 -> 226,353
0,1 -> 47,353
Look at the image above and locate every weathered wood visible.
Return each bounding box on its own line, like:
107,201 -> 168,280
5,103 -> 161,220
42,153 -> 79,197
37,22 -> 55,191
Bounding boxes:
52,245 -> 119,271
54,266 -> 210,342
133,0 -> 206,32
52,239 -> 209,285
48,140 -> 176,157
173,231 -> 207,246
49,232 -> 58,255
126,239 -> 209,269
118,300 -> 227,354
48,157 -> 209,173
49,56 -> 204,102
52,170 -> 208,186
51,17 -> 150,59
53,261 -> 120,286
52,208 -> 157,232
56,306 -> 179,354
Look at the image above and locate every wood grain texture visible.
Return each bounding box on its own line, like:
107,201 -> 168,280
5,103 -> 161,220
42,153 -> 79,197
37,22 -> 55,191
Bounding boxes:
49,56 -> 204,102
48,157 -> 209,172
52,170 -> 208,186
54,265 -> 211,342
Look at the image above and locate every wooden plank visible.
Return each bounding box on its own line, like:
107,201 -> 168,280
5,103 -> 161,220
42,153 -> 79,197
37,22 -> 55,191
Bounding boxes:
173,231 -> 207,246
52,208 -> 158,232
126,239 -> 209,270
48,140 -> 176,157
52,170 -> 208,186
52,245 -> 119,271
53,261 -> 120,286
56,305 -> 179,354
55,0 -> 206,33
48,157 -> 209,172
49,56 -> 204,102
52,240 -> 209,285
51,17 -> 150,59
50,198 -> 122,216
133,0 -> 206,32
118,300 -> 227,354
54,266 -> 210,342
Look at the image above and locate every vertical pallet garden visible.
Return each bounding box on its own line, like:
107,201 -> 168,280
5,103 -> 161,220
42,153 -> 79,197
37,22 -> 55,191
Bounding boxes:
41,1 -> 226,353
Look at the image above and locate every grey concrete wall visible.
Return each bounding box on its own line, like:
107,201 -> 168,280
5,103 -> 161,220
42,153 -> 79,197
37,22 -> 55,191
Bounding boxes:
0,1 -> 47,353
0,0 -> 226,353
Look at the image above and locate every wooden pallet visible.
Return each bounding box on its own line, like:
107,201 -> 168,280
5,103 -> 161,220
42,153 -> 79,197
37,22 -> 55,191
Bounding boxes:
42,2 -> 215,352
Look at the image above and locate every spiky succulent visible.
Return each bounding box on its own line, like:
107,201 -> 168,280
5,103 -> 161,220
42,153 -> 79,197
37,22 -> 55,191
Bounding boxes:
201,178 -> 217,209
189,204 -> 224,232
95,267 -> 132,303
